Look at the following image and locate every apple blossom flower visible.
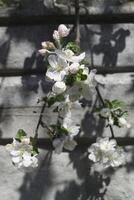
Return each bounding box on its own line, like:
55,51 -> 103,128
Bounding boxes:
67,70 -> 97,101
52,111 -> 80,154
6,138 -> 38,168
88,137 -> 126,168
55,49 -> 85,63
58,24 -> 70,37
118,117 -> 131,128
52,81 -> 66,94
46,55 -> 68,81
58,95 -> 73,117
53,135 -> 77,154
103,147 -> 126,168
97,137 -> 117,152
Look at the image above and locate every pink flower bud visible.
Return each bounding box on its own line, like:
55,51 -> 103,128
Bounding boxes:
58,24 -> 70,37
53,30 -> 60,40
38,49 -> 47,55
41,41 -> 55,50
68,63 -> 80,74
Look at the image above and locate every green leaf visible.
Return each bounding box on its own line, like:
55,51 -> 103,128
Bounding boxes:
30,137 -> 37,146
59,126 -> 68,135
16,129 -> 27,142
81,74 -> 87,81
65,74 -> 76,86
31,146 -> 39,156
80,59 -> 90,67
104,99 -> 113,109
66,42 -> 80,54
55,94 -> 65,102
47,97 -> 55,107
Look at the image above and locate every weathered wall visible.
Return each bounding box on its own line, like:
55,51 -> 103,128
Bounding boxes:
0,1 -> 134,200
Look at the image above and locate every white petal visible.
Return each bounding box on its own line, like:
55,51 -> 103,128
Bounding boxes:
31,156 -> 38,168
48,55 -> 58,69
58,57 -> 68,69
22,158 -> 32,167
68,126 -> 80,138
52,81 -> 66,94
6,144 -> 14,151
71,52 -> 85,63
10,150 -> 20,157
46,69 -> 65,81
12,156 -> 22,164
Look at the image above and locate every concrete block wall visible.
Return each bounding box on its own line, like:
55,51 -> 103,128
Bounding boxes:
0,1 -> 134,200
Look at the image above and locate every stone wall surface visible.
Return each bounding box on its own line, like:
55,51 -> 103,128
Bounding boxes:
0,1 -> 134,200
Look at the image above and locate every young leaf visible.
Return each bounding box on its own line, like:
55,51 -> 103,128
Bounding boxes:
66,42 -> 80,54
16,129 -> 27,142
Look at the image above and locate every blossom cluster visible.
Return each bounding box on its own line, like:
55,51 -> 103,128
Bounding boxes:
98,99 -> 131,128
6,129 -> 38,169
88,137 -> 126,168
38,24 -> 97,153
6,24 -> 130,170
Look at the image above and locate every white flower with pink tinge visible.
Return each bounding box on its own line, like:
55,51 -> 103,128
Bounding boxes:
6,138 -> 38,168
46,55 -> 68,81
53,112 -> 80,154
88,137 -> 126,168
55,49 -> 85,63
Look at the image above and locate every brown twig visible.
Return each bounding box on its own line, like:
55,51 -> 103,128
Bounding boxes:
75,0 -> 80,45
34,100 -> 47,138
95,86 -> 115,138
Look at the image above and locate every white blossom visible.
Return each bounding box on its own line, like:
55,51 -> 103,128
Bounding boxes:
118,117 -> 131,128
58,95 -> 73,118
53,112 -> 80,154
6,138 -> 38,168
67,70 -> 97,101
52,81 -> 66,94
53,135 -> 77,154
58,24 -> 70,37
46,55 -> 68,81
88,137 -> 125,168
55,49 -> 85,63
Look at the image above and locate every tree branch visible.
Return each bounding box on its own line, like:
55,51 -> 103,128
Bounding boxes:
95,86 -> 115,138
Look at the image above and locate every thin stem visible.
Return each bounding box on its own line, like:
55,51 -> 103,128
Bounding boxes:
34,100 -> 47,138
95,86 -> 115,138
75,0 -> 80,45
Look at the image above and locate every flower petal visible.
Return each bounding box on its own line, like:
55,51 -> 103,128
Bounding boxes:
48,55 -> 58,69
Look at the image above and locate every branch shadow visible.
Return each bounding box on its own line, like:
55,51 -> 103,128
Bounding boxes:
18,151 -> 53,200
92,24 -> 130,67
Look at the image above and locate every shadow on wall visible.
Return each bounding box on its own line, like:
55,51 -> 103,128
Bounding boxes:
93,25 -> 130,67
0,1 -> 132,200
18,147 -> 111,200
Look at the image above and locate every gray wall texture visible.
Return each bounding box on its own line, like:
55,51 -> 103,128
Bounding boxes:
0,1 -> 134,200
